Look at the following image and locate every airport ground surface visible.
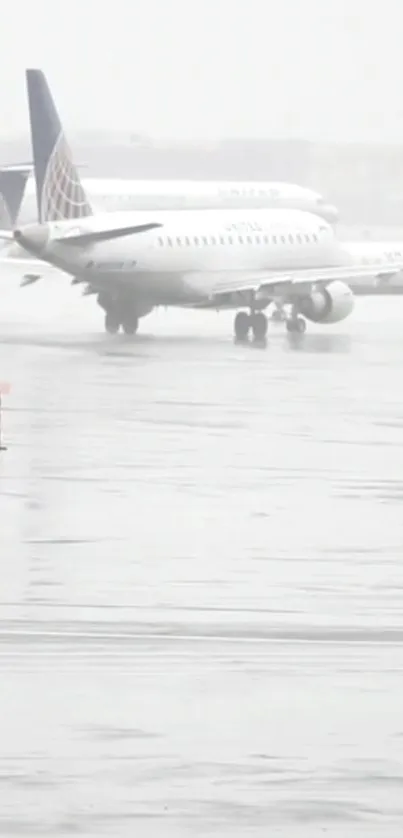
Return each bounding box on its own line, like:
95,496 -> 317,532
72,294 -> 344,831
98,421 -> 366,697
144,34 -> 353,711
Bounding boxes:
0,259 -> 403,837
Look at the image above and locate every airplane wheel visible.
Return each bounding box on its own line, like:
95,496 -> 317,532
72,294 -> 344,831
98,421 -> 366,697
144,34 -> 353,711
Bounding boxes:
122,315 -> 139,335
105,311 -> 120,334
251,312 -> 268,341
271,308 -> 285,322
295,317 -> 306,333
286,316 -> 306,334
234,311 -> 250,341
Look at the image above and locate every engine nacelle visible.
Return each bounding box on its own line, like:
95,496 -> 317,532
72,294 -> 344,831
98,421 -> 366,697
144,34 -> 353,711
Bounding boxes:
298,280 -> 354,324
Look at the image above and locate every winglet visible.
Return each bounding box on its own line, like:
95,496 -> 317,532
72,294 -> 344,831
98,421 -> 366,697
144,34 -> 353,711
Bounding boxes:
25,69 -> 93,223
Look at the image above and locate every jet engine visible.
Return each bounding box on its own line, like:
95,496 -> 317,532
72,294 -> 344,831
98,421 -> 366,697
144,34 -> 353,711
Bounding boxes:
297,280 -> 354,324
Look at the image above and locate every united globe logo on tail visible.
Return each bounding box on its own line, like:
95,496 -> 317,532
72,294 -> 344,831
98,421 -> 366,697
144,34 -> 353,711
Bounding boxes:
40,131 -> 92,222
26,68 -> 93,224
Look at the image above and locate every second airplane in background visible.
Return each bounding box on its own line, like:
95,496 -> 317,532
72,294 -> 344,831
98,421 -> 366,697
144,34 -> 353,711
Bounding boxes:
0,172 -> 339,230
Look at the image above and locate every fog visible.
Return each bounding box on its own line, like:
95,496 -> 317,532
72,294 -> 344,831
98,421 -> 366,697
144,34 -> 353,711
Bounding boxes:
1,5 -> 403,836
3,2 -> 403,225
2,0 -> 403,142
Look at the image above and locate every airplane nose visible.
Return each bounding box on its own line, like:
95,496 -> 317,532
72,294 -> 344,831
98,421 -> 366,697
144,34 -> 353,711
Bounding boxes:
13,223 -> 49,255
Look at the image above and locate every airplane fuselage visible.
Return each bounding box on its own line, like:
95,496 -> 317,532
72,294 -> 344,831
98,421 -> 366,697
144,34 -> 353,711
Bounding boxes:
15,208 -> 348,305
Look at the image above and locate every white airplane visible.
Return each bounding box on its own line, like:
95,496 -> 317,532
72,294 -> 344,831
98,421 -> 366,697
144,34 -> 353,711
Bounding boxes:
5,68 -> 403,344
10,174 -> 339,224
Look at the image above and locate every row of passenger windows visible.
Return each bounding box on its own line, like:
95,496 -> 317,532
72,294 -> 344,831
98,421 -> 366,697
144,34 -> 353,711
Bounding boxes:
218,188 -> 280,197
107,189 -> 280,199
156,232 -> 320,248
105,189 -> 284,200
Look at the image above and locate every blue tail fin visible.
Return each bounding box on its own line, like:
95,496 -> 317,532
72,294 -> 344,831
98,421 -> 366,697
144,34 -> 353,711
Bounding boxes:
25,69 -> 93,223
0,166 -> 31,228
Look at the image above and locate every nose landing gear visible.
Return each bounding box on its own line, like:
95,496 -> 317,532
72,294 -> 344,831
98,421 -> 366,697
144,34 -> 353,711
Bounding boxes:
99,293 -> 139,335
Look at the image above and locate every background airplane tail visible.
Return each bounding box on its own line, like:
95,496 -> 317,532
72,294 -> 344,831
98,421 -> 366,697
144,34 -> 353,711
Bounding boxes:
0,165 -> 32,229
25,69 -> 93,223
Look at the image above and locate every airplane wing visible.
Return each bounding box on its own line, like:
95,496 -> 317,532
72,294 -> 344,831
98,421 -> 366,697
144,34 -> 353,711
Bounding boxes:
1,255 -> 403,299
184,262 -> 403,303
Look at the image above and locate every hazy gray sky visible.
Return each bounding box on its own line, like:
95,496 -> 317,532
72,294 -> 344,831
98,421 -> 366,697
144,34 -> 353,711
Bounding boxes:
2,0 -> 403,142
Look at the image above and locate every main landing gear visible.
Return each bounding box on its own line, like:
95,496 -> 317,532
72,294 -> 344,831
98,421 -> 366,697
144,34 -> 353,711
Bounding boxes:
233,305 -> 307,345
285,305 -> 307,334
105,310 -> 139,335
270,302 -> 287,323
234,311 -> 268,345
269,302 -> 305,331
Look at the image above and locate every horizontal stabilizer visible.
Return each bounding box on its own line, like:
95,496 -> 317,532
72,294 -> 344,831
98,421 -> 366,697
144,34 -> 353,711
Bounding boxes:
0,231 -> 14,240
55,221 -> 162,246
0,163 -> 33,173
0,162 -> 86,172
20,273 -> 41,287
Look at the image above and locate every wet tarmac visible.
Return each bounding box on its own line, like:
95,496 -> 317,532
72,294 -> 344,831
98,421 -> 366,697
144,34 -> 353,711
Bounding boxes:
0,279 -> 403,836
